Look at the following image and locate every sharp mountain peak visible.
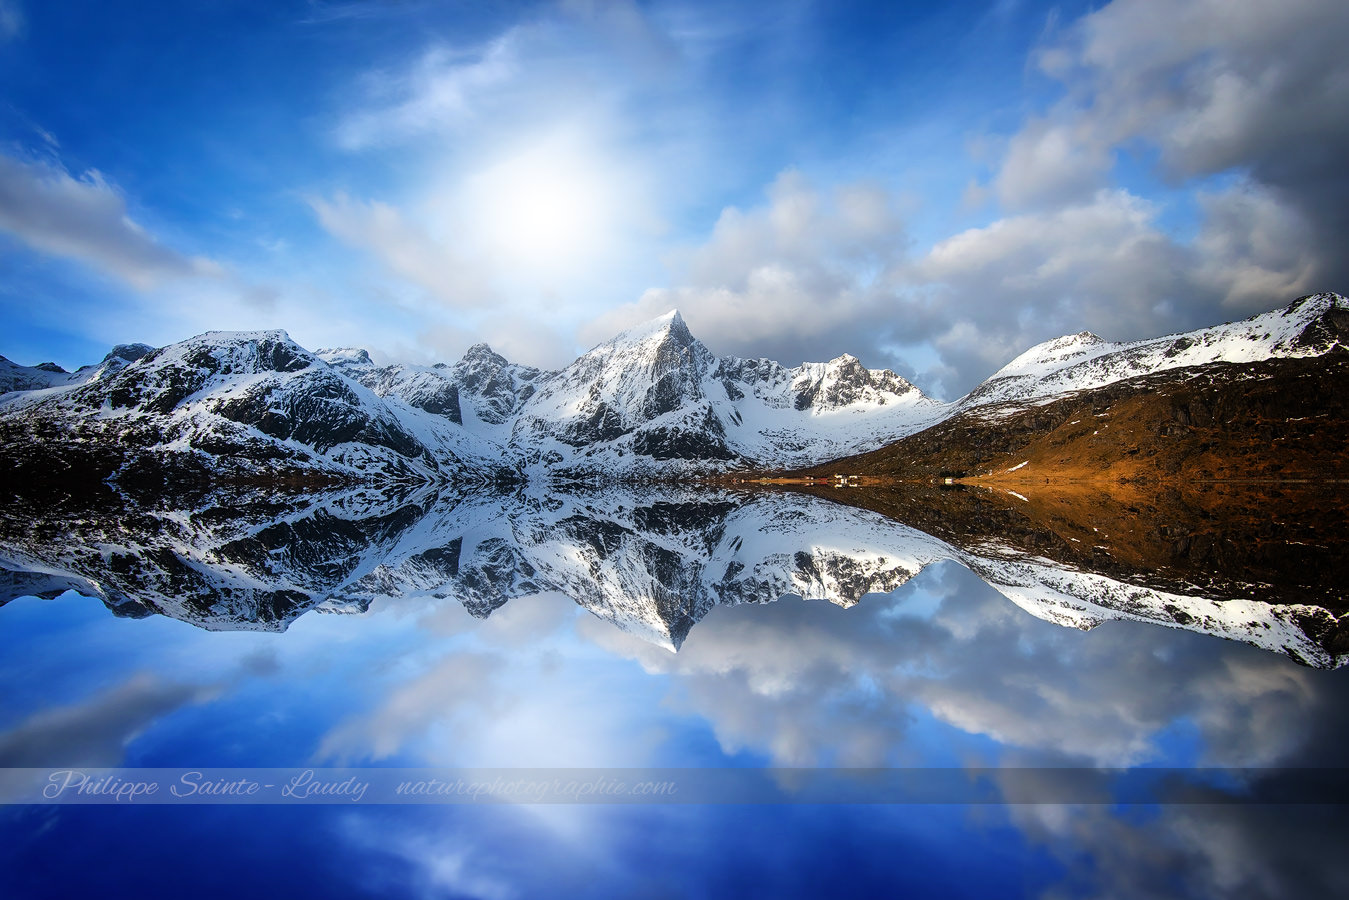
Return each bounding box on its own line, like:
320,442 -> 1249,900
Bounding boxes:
2,291 -> 1344,483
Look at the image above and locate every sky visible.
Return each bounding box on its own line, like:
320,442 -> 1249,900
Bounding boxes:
1,0 -> 1347,398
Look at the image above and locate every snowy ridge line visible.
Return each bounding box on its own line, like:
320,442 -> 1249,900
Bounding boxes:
958,292 -> 1348,411
0,293 -> 1344,482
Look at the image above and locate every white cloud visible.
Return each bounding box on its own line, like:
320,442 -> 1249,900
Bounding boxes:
0,153 -> 220,289
314,592 -> 657,768
581,170 -> 909,367
916,189 -> 1186,351
308,192 -> 497,308
1057,0 -> 1349,178
994,117 -> 1111,211
332,0 -> 689,155
985,0 -> 1349,286
317,651 -> 504,763
1192,180 -> 1320,310
1012,0 -> 1349,188
903,180 -> 1325,396
333,35 -> 520,151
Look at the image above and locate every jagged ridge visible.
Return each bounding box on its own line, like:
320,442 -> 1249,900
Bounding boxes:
0,293 -> 1345,486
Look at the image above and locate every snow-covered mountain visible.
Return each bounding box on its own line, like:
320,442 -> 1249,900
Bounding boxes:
0,342 -> 154,394
320,341 -> 548,438
1,483 -> 1339,666
322,310 -> 945,476
0,308 -> 946,485
959,292 -> 1349,412
0,330 -> 515,487
1,293 -> 1345,485
509,311 -> 944,475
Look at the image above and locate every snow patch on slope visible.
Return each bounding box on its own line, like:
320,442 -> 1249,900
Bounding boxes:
963,292 -> 1349,410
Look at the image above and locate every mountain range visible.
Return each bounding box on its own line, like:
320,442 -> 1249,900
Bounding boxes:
0,292 -> 1346,489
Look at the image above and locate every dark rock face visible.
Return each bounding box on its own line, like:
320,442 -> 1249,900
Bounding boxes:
325,358 -> 466,425
560,402 -> 630,447
632,500 -> 736,555
454,344 -> 511,392
412,382 -> 462,421
218,376 -> 424,461
3,333 -> 446,488
452,343 -> 545,425
632,407 -> 735,461
548,512 -> 712,647
790,549 -> 910,605
712,357 -> 782,385
105,343 -> 156,364
106,359 -> 209,414
643,361 -> 704,419
449,536 -> 539,618
1295,305 -> 1349,350
640,319 -> 707,419
793,356 -> 915,410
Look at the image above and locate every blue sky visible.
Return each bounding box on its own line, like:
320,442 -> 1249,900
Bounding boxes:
1,0 -> 1347,397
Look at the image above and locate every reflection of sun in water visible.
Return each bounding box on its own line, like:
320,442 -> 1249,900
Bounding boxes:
470,143 -> 613,274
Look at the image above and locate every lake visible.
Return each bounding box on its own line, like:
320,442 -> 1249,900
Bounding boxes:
1,481 -> 1346,898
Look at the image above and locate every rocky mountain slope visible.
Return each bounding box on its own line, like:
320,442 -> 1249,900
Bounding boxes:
0,310 -> 944,486
0,342 -> 154,393
0,331 -> 509,491
1,293 -> 1345,487
960,292 -> 1349,409
793,293 -> 1349,482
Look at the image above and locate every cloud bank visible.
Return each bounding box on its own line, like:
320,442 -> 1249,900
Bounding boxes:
0,154 -> 219,290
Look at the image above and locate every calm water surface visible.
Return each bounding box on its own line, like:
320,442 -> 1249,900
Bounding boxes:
0,483 -> 1345,899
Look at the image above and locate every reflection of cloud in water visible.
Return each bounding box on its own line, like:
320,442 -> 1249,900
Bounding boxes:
315,593 -> 670,768
1006,801 -> 1349,900
2,484 -> 1346,899
318,652 -> 505,764
0,673 -> 221,767
585,563 -> 1323,769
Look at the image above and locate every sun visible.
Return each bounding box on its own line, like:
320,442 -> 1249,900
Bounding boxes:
469,140 -> 613,273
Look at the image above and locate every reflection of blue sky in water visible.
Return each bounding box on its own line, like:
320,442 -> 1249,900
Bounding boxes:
2,556 -> 1347,897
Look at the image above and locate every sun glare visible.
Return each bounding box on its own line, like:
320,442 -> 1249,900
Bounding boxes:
469,142 -> 613,273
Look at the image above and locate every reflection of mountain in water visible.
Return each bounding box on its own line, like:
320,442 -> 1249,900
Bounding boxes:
0,483 -> 1344,666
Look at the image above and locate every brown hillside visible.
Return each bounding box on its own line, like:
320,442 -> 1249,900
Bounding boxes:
792,351 -> 1349,483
